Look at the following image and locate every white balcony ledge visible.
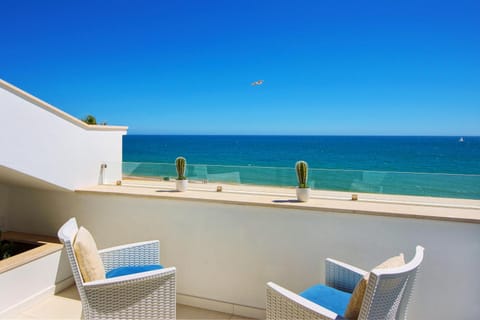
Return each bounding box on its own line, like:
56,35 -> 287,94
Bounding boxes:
0,232 -> 62,274
77,179 -> 480,224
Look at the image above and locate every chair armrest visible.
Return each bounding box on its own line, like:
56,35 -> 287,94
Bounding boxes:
83,267 -> 176,319
84,266 -> 175,288
325,258 -> 367,293
266,282 -> 338,320
99,240 -> 160,272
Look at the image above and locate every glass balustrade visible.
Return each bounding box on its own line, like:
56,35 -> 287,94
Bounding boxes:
117,161 -> 480,200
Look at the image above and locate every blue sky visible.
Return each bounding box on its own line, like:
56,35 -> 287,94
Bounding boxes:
1,0 -> 479,135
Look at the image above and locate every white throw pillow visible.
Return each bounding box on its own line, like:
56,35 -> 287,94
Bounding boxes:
73,226 -> 106,282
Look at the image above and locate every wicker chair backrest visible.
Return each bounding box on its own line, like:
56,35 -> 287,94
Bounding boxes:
57,218 -> 90,312
359,246 -> 424,320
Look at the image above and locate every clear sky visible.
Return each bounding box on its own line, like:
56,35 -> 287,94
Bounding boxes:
1,0 -> 479,135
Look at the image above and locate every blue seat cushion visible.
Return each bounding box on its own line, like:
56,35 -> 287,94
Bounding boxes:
106,264 -> 163,278
299,284 -> 352,316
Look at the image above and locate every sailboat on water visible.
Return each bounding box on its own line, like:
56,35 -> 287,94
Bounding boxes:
459,137 -> 464,143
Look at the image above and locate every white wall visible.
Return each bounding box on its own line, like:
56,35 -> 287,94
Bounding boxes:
0,82 -> 126,190
0,250 -> 70,316
6,186 -> 480,320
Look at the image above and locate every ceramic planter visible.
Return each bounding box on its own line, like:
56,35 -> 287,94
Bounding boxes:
176,179 -> 188,192
296,187 -> 311,202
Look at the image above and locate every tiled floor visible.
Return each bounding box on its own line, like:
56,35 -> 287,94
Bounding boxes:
9,286 -> 252,319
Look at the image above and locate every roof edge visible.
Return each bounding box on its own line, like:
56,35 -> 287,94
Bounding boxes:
0,78 -> 128,132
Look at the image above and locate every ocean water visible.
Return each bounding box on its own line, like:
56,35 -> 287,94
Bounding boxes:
123,135 -> 480,199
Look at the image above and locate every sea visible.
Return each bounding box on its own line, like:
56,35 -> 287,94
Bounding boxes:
123,135 -> 480,199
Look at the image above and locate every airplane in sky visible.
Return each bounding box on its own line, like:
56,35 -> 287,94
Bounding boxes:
251,80 -> 264,86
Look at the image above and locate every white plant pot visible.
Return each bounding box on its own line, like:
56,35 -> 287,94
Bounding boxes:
176,179 -> 188,192
296,187 -> 311,202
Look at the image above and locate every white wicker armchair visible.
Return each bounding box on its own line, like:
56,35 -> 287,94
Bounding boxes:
58,218 -> 176,320
267,246 -> 424,320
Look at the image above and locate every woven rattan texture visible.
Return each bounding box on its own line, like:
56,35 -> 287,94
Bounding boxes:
266,247 -> 423,320
59,219 -> 176,319
266,287 -> 333,320
84,269 -> 176,319
359,266 -> 420,320
100,241 -> 161,272
325,259 -> 364,294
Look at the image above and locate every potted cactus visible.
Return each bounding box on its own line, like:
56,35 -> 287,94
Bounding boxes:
295,160 -> 311,202
175,156 -> 188,191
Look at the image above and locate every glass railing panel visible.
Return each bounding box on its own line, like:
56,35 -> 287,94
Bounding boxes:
117,162 -> 480,200
122,162 -> 175,180
198,165 -> 295,186
310,169 -> 480,199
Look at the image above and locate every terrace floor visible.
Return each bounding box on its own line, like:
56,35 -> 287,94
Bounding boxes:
8,286 -> 253,320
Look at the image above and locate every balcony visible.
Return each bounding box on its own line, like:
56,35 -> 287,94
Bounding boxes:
1,178 -> 479,319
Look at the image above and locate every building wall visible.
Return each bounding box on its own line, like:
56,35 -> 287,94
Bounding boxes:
6,185 -> 480,319
0,83 -> 126,190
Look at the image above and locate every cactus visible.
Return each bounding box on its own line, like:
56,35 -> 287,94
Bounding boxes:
295,160 -> 308,188
175,156 -> 187,180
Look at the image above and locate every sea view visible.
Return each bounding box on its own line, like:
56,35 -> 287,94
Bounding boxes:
2,1 -> 480,319
123,135 -> 480,199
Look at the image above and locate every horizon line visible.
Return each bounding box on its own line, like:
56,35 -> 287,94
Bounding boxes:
124,133 -> 479,137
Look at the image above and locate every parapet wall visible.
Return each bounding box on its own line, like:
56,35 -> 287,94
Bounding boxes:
0,79 -> 127,190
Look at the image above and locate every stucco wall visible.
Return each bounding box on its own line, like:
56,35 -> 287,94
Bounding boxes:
0,83 -> 126,190
6,185 -> 480,319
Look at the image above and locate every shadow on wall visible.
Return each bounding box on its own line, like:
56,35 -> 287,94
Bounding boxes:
54,248 -> 74,293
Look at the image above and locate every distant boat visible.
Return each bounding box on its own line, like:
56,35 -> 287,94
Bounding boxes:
459,137 -> 464,143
